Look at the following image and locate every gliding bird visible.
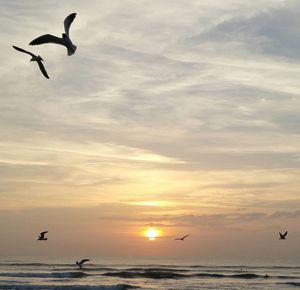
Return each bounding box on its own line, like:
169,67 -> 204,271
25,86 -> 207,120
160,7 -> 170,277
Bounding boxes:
12,46 -> 49,79
29,13 -> 77,56
175,234 -> 190,241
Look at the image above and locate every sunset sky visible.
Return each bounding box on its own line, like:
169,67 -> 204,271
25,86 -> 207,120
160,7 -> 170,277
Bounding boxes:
0,0 -> 300,261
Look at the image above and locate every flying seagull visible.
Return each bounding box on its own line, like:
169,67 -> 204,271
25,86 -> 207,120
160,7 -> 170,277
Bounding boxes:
76,259 -> 90,269
38,231 -> 48,241
175,234 -> 190,241
12,46 -> 49,79
279,231 -> 288,240
29,13 -> 77,56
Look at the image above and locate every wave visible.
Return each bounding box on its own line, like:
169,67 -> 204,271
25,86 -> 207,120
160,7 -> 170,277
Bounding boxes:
189,265 -> 300,270
124,267 -> 189,272
103,270 -> 189,279
1,269 -> 299,281
276,275 -> 300,279
101,269 -> 300,280
0,271 -> 89,278
196,273 -> 262,279
195,273 -> 226,278
0,284 -> 138,290
196,273 -> 298,279
0,263 -> 52,267
103,270 -> 267,280
51,267 -> 116,272
0,263 -> 113,269
226,273 -> 262,279
277,282 -> 300,287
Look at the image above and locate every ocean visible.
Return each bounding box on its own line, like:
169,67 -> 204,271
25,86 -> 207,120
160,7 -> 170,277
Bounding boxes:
0,258 -> 299,289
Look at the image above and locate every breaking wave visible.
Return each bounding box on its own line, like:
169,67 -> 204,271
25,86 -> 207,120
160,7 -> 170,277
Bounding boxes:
0,271 -> 89,278
103,270 -> 189,279
0,284 -> 138,290
277,282 -> 300,287
196,273 -> 262,279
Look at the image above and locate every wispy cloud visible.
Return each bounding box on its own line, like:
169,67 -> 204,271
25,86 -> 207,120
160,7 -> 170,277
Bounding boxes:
0,0 -> 300,257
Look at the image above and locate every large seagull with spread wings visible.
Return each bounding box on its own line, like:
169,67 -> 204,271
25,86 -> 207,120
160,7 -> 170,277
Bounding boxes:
29,13 -> 77,56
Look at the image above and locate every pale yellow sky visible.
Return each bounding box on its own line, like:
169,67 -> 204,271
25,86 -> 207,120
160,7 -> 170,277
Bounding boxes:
0,0 -> 300,260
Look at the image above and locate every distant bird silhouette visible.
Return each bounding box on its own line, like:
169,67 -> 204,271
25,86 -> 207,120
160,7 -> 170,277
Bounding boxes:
76,259 -> 90,269
279,231 -> 288,240
38,231 -> 48,241
175,234 -> 190,241
29,13 -> 77,56
12,46 -> 49,79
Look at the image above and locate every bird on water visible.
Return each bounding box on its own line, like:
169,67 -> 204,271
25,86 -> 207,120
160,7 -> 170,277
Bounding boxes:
76,259 -> 90,269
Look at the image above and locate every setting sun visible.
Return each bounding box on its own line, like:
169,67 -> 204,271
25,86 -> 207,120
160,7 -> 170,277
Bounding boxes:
145,228 -> 160,240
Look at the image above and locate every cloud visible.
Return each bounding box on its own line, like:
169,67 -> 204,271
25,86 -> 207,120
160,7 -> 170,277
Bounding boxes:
0,0 -> 299,215
187,1 -> 300,58
269,209 -> 300,219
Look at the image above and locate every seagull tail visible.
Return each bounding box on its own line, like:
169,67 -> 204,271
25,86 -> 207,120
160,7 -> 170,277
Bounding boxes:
67,45 -> 77,56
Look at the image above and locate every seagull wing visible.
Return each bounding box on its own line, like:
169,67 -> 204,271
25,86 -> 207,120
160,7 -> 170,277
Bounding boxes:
30,34 -> 65,46
282,231 -> 288,238
64,13 -> 77,36
80,259 -> 90,265
182,234 -> 190,240
12,45 -> 35,57
37,60 -> 49,79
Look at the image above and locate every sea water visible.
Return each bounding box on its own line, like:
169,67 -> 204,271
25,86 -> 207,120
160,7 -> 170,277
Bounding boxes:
0,257 -> 299,289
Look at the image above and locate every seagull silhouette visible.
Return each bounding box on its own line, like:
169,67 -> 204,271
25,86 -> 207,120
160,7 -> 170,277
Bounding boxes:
38,231 -> 48,241
279,231 -> 288,240
29,13 -> 77,56
12,46 -> 49,79
76,259 -> 90,269
175,234 -> 190,241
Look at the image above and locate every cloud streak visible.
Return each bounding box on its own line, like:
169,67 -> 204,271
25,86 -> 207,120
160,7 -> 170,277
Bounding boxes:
0,0 -> 300,257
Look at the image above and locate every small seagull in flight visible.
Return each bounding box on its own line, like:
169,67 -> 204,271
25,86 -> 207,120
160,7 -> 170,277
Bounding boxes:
12,46 -> 49,79
29,13 -> 77,56
279,231 -> 288,240
175,234 -> 190,241
38,231 -> 48,241
76,259 -> 90,269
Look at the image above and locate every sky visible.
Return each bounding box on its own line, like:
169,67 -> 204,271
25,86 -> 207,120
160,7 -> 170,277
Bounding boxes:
0,0 -> 300,261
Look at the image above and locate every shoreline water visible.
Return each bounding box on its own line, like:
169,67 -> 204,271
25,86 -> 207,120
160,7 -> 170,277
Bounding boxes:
0,258 -> 299,290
